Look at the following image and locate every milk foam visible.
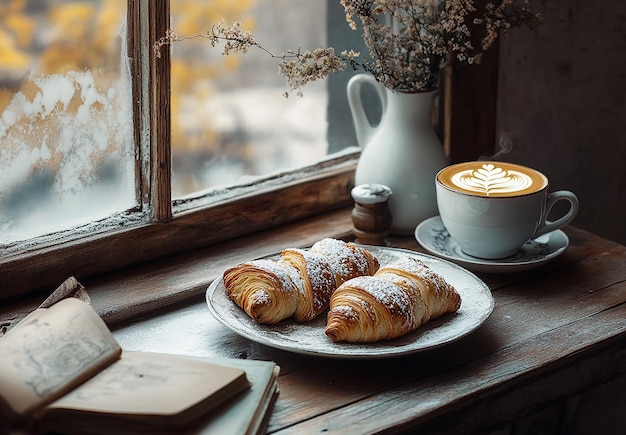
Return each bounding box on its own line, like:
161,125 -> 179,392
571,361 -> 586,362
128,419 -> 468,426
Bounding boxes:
438,162 -> 547,197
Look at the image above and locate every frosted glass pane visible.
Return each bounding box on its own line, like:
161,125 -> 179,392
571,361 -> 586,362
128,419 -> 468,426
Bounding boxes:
0,0 -> 136,246
170,0 -> 329,197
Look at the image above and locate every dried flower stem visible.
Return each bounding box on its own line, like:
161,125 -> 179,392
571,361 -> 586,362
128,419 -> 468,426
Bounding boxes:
155,21 -> 349,97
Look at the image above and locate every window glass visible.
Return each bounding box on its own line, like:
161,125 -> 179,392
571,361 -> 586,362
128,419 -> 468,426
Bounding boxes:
0,0 -> 135,246
170,0 -> 332,198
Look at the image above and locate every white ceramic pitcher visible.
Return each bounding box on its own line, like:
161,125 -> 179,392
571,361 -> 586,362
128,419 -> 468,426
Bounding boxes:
347,73 -> 449,234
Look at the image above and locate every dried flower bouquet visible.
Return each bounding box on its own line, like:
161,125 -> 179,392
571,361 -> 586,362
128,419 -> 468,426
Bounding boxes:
155,0 -> 541,96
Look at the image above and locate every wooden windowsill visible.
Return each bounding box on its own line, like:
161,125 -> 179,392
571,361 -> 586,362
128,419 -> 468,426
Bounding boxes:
4,207 -> 625,433
109,219 -> 626,434
1,208 -> 357,331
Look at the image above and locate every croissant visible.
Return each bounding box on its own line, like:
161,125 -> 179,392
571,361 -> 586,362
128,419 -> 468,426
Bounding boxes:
223,238 -> 379,324
325,257 -> 461,343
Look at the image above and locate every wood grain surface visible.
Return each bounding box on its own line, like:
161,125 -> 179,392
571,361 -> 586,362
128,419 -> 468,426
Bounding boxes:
55,208 -> 625,434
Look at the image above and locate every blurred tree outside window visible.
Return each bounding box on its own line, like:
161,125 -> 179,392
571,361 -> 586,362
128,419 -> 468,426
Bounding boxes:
170,0 -> 331,198
0,0 -> 136,246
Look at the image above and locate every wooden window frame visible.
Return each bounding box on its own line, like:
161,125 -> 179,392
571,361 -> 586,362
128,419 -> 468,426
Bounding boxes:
0,0 -> 496,303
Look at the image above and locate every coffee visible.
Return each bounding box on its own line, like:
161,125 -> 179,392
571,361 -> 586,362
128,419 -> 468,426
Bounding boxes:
435,161 -> 579,259
437,161 -> 547,197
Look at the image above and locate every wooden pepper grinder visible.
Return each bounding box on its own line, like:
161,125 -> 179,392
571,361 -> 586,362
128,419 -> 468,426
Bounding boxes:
351,184 -> 393,245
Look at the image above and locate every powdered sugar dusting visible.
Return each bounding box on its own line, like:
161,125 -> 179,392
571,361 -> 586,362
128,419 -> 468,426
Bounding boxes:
279,259 -> 305,296
286,248 -> 335,316
228,239 -> 375,324
253,289 -> 271,304
248,259 -> 299,293
414,265 -> 457,309
382,256 -> 429,274
333,304 -> 357,320
310,238 -> 375,283
378,256 -> 459,312
294,249 -> 333,296
347,276 -> 413,320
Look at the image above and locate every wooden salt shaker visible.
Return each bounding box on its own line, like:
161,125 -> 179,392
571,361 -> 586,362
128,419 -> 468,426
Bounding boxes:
351,184 -> 393,245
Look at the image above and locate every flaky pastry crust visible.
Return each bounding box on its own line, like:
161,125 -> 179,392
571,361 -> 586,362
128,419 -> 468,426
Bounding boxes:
325,257 -> 461,343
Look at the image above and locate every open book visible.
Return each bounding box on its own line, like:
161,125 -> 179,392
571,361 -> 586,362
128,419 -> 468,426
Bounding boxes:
0,297 -> 279,434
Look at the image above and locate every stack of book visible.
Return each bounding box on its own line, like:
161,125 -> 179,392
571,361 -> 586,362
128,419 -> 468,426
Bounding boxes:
0,297 -> 279,434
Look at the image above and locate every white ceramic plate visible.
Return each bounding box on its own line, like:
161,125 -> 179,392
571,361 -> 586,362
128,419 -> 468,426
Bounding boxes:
415,216 -> 570,274
206,247 -> 494,359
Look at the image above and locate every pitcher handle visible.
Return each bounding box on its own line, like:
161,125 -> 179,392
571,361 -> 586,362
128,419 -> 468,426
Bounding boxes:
346,74 -> 387,149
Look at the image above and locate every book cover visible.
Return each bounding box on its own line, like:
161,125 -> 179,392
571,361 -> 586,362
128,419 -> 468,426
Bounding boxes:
184,357 -> 280,435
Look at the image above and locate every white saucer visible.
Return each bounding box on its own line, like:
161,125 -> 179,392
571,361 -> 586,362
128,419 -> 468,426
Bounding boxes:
415,216 -> 569,273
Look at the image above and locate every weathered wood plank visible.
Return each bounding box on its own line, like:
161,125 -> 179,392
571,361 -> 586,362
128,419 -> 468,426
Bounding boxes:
0,165 -> 356,302
268,303 -> 626,434
150,0 -> 172,221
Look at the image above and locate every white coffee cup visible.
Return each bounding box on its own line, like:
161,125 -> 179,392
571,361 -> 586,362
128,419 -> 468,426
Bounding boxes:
435,161 -> 579,259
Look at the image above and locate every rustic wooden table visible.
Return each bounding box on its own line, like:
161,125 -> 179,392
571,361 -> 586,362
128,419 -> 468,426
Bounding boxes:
112,225 -> 626,434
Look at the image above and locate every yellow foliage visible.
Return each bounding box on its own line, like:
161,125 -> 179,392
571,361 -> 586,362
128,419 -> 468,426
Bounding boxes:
48,3 -> 95,42
0,91 -> 11,109
223,55 -> 242,72
0,0 -> 34,75
4,11 -> 35,46
94,0 -> 125,51
171,0 -> 256,42
0,0 -> 26,16
40,45 -> 82,74
0,28 -> 29,69
168,0 -> 258,155
36,0 -> 125,75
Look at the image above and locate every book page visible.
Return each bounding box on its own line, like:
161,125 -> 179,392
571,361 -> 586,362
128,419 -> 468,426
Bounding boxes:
0,298 -> 121,419
33,355 -> 277,435
40,351 -> 250,425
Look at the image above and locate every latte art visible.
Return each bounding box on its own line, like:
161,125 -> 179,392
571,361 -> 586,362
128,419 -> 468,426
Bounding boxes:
451,164 -> 533,195
437,161 -> 547,197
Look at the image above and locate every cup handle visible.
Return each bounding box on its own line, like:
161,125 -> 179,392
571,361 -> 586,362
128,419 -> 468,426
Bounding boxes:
533,190 -> 580,239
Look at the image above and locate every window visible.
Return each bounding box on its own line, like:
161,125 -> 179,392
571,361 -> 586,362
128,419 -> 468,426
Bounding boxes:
0,0 -> 359,300
0,0 -> 496,301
